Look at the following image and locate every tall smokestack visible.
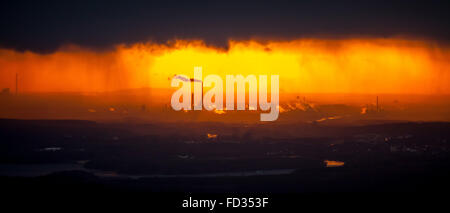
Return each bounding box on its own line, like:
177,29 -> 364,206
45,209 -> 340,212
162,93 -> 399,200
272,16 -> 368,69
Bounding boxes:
191,92 -> 194,109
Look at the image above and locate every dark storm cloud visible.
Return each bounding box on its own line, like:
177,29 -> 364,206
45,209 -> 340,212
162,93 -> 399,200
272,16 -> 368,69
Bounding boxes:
0,0 -> 449,53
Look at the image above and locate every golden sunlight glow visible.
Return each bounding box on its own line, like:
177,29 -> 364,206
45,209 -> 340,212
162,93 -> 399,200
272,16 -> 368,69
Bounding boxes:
324,160 -> 345,167
0,39 -> 449,94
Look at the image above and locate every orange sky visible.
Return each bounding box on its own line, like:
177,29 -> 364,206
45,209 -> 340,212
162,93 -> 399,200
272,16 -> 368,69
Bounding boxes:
0,39 -> 449,94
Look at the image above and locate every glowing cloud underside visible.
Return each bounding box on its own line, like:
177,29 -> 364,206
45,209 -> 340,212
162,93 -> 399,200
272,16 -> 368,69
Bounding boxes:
0,39 -> 449,94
